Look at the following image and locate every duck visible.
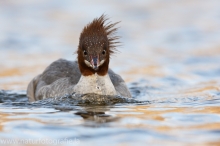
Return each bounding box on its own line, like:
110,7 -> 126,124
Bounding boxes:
27,15 -> 132,102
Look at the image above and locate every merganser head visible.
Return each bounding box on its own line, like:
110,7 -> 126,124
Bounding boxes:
77,15 -> 120,76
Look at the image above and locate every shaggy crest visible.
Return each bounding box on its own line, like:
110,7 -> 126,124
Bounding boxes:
78,14 -> 120,54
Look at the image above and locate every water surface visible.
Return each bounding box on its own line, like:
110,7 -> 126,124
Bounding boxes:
0,0 -> 220,145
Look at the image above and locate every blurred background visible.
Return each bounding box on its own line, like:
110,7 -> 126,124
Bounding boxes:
0,0 -> 220,90
1,1 -> 220,145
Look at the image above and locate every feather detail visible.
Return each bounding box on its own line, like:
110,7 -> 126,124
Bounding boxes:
78,14 -> 120,55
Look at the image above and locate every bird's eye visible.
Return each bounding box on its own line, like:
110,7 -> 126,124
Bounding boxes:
83,50 -> 87,56
102,50 -> 106,55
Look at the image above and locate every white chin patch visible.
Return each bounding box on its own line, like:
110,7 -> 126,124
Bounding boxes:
84,60 -> 92,67
84,59 -> 105,68
99,60 -> 105,67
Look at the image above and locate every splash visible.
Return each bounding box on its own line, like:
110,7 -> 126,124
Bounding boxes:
0,90 -> 147,109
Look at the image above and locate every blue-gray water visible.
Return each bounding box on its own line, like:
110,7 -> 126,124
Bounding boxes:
0,0 -> 220,146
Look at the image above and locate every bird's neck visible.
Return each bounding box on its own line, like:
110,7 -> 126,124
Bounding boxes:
74,73 -> 117,95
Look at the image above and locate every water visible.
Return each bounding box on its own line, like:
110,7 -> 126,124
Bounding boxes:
1,0 -> 220,145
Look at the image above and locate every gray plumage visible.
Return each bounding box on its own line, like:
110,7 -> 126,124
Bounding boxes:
27,59 -> 132,102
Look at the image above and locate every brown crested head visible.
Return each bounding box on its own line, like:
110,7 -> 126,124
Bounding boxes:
77,14 -> 120,76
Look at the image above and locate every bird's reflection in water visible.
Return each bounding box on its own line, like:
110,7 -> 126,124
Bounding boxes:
75,106 -> 118,125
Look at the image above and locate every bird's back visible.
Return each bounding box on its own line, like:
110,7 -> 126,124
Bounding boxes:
27,59 -> 131,101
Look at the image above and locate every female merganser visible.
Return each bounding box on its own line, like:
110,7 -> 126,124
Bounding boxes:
27,15 -> 132,102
